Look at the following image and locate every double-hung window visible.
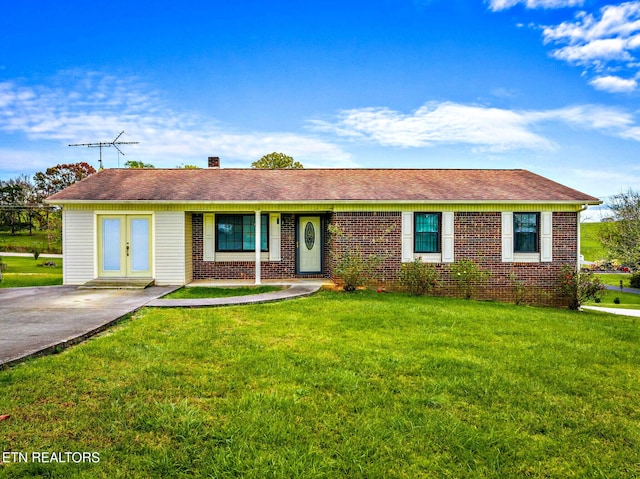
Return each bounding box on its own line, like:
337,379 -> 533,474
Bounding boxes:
216,214 -> 268,252
514,213 -> 539,253
414,213 -> 441,253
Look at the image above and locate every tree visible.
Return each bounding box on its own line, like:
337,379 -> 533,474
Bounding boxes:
33,162 -> 96,198
124,160 -> 155,169
0,180 -> 28,235
33,162 -> 96,232
251,152 -> 303,169
600,188 -> 640,269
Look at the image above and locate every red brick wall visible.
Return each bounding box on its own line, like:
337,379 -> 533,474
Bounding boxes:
328,212 -> 402,286
328,211 -> 577,306
191,211 -> 577,305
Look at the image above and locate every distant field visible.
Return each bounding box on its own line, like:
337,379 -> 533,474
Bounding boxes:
581,222 -> 607,262
0,230 -> 62,254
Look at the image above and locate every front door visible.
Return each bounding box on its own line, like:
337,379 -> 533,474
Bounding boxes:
98,215 -> 152,278
298,216 -> 322,273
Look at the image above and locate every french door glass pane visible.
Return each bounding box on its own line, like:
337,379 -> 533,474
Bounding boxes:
130,219 -> 149,272
102,219 -> 121,271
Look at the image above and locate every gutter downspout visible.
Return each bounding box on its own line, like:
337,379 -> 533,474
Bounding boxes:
577,204 -> 589,270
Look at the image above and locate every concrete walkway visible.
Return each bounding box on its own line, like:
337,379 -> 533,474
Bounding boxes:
582,305 -> 640,317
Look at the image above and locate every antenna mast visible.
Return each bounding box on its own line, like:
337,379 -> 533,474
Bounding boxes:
69,131 -> 139,169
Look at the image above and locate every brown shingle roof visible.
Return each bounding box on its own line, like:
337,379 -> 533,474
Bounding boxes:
46,168 -> 600,204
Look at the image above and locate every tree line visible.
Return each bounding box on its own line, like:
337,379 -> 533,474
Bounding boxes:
0,162 -> 95,236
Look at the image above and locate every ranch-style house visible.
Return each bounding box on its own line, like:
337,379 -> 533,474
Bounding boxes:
46,158 -> 601,305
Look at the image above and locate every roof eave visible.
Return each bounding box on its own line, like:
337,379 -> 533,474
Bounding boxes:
45,198 -> 602,206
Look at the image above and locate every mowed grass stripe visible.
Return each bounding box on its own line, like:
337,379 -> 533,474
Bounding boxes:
0,291 -> 638,478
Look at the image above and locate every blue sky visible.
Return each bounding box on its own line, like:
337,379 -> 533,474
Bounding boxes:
1,0 -> 639,216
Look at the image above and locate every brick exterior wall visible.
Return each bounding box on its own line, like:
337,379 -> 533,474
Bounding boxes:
328,212 -> 403,285
191,210 -> 577,306
328,211 -> 577,306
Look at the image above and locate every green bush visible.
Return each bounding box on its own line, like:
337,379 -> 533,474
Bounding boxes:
333,248 -> 381,292
398,258 -> 439,295
450,259 -> 490,300
558,265 -> 606,310
630,272 -> 640,289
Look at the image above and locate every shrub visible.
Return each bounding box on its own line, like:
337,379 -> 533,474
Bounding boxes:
509,272 -> 528,305
614,297 -> 621,305
558,265 -> 606,310
450,259 -> 490,300
398,258 -> 439,295
32,248 -> 40,260
333,248 -> 381,292
630,272 -> 640,289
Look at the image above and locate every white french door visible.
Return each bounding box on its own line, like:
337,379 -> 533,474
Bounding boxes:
98,215 -> 152,278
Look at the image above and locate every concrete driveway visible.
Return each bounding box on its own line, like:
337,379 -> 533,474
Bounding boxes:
0,285 -> 178,368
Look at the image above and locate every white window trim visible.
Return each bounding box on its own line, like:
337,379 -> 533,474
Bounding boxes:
402,211 -> 454,263
203,213 -> 282,263
502,211 -> 552,263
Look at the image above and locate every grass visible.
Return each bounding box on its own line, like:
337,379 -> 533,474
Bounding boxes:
0,230 -> 62,255
580,222 -> 607,262
162,285 -> 283,299
584,273 -> 640,309
0,256 -> 62,288
0,291 -> 638,478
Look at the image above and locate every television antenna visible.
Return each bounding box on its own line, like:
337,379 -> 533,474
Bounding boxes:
69,131 -> 139,169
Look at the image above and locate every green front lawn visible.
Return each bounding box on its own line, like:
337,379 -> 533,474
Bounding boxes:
0,256 -> 62,288
1,292 -> 638,478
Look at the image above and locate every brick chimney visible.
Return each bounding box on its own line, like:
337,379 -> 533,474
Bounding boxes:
208,156 -> 220,168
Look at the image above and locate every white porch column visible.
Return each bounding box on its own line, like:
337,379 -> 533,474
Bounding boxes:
255,210 -> 261,285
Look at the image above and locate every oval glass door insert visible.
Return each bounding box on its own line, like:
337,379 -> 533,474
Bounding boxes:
304,222 -> 315,250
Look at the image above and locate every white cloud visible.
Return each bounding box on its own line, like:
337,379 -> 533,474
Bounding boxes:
488,0 -> 583,12
311,102 -> 639,151
0,72 -> 353,169
311,102 -> 554,152
541,2 -> 640,89
589,75 -> 638,92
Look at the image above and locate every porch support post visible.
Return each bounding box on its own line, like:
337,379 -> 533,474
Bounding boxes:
255,210 -> 261,285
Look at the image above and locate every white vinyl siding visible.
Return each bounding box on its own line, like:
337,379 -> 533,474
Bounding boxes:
154,211 -> 185,285
62,209 -> 95,285
402,211 -> 454,263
